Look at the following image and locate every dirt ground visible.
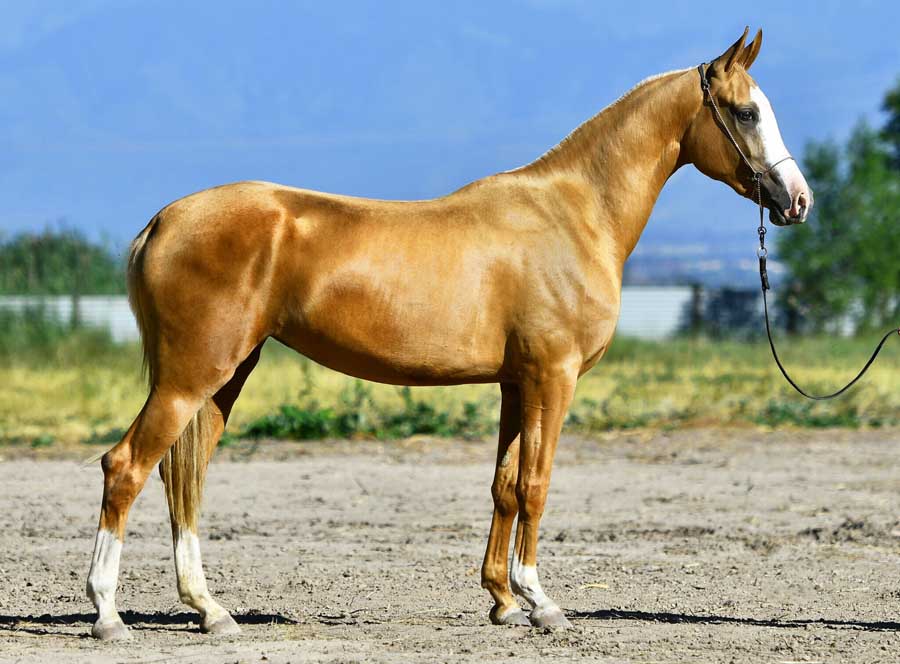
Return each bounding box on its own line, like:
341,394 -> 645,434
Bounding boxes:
3,428 -> 900,663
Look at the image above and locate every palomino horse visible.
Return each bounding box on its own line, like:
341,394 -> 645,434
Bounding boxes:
86,28 -> 812,639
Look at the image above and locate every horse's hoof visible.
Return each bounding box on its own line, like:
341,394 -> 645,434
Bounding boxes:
91,618 -> 131,641
490,605 -> 532,626
529,606 -> 573,629
202,613 -> 241,636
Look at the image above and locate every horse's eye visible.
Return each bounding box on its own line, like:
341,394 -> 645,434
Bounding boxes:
736,109 -> 756,124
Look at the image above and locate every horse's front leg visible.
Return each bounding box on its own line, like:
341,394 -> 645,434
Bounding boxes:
481,382 -> 530,626
509,368 -> 577,629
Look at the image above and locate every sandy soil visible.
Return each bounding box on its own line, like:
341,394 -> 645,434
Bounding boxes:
3,428 -> 900,663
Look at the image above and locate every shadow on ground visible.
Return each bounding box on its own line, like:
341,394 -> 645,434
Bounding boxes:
575,609 -> 900,633
0,610 -> 296,637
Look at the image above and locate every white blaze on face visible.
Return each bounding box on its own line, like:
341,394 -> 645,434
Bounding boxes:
750,85 -> 811,219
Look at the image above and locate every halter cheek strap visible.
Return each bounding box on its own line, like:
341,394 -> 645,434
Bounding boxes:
697,63 -> 791,288
697,63 -> 795,184
697,63 -> 899,401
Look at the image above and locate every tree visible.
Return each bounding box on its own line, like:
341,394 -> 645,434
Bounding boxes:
776,138 -> 854,330
0,228 -> 126,295
881,76 -> 900,170
777,95 -> 900,332
843,123 -> 900,329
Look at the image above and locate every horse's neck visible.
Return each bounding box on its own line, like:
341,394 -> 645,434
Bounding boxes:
528,69 -> 701,259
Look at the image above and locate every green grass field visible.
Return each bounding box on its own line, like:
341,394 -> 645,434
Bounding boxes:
3,325 -> 899,447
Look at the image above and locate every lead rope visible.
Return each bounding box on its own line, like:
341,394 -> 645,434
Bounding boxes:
698,64 -> 899,400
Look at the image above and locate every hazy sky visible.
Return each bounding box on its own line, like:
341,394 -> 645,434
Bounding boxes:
1,1 -> 898,261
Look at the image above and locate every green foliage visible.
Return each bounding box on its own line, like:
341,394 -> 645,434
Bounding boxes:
778,89 -> 900,331
749,399 -> 894,428
30,434 -> 54,448
0,228 -> 125,295
0,229 -> 129,367
881,76 -> 900,169
83,427 -> 127,446
777,140 -> 852,328
0,306 -> 120,366
239,381 -> 494,441
4,326 -> 899,446
242,403 -> 336,439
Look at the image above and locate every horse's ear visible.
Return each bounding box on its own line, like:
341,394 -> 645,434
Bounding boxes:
711,26 -> 749,76
741,29 -> 763,70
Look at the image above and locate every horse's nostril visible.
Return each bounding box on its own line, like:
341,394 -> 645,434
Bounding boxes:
798,192 -> 808,209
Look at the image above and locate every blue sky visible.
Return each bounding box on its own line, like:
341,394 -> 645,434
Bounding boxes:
1,0 -> 898,270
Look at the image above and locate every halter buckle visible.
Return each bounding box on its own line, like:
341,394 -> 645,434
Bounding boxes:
697,63 -> 710,92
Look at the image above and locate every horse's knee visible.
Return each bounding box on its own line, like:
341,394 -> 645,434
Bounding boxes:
102,445 -> 139,483
491,477 -> 518,517
99,446 -> 146,526
515,480 -> 547,522
102,448 -> 135,493
100,443 -> 129,477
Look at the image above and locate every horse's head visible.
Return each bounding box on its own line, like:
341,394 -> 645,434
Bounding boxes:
683,28 -> 813,226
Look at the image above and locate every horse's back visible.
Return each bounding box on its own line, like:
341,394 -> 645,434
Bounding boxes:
127,180 -> 519,383
127,177 -> 616,385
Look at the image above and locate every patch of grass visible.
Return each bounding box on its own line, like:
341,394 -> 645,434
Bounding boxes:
30,433 -> 54,448
751,398 -> 897,428
239,383 -> 494,441
242,403 -> 338,440
0,307 -> 123,367
83,427 -> 128,445
3,330 -> 900,445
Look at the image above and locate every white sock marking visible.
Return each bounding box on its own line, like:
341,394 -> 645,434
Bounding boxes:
174,527 -> 228,622
510,553 -> 557,611
86,529 -> 123,624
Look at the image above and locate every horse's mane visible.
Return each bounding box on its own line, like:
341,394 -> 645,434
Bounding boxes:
528,67 -> 691,169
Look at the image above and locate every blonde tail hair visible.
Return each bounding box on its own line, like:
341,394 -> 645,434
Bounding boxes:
159,405 -> 214,533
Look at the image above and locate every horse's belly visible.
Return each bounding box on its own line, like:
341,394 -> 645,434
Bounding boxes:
275,280 -> 508,386
275,323 -> 505,386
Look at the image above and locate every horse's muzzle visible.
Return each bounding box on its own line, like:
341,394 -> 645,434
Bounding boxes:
763,178 -> 813,226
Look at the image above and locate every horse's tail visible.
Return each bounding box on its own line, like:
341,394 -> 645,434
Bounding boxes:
127,214 -> 160,388
128,213 -> 214,533
159,404 -> 214,533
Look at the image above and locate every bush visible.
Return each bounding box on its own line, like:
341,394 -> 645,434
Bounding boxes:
239,382 -> 494,441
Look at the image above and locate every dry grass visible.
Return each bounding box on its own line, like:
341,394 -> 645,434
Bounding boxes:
2,335 -> 899,447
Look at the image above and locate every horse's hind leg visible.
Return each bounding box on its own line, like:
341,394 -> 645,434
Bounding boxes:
87,386 -> 207,640
166,343 -> 263,635
481,383 -> 531,626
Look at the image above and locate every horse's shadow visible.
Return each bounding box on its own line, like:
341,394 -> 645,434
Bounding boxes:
4,608 -> 900,638
574,608 -> 900,633
0,610 -> 297,638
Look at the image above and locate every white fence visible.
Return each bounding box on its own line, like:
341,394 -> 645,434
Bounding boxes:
0,295 -> 138,343
617,287 -> 693,339
0,287 -> 695,342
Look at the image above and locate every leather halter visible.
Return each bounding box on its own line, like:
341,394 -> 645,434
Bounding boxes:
697,63 -> 795,188
697,63 -> 898,401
